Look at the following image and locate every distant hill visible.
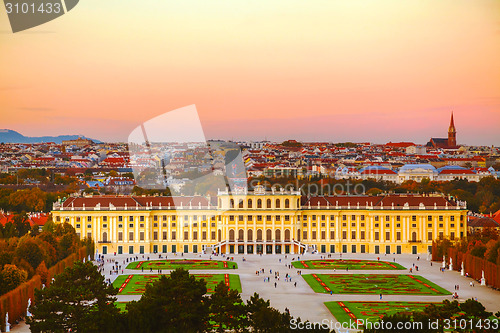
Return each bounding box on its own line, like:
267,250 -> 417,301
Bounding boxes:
0,129 -> 102,144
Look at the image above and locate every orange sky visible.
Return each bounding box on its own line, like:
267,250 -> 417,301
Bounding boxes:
1,0 -> 499,145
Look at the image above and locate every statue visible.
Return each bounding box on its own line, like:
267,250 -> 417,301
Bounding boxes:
442,255 -> 446,268
449,258 -> 453,271
461,262 -> 464,276
26,298 -> 32,317
5,312 -> 10,332
481,270 -> 486,286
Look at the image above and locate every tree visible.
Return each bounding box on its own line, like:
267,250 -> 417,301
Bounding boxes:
27,261 -> 121,333
246,293 -> 291,333
13,211 -> 31,237
0,264 -> 27,295
15,236 -> 43,272
126,268 -> 208,333
208,281 -> 247,332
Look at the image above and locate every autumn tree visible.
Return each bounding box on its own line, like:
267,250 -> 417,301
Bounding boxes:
0,264 -> 27,294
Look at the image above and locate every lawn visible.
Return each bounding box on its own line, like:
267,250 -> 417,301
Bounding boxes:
126,259 -> 237,270
292,259 -> 405,270
113,273 -> 242,295
303,274 -> 450,295
325,301 -> 438,326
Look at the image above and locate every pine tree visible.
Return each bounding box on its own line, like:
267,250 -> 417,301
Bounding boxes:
27,261 -> 121,333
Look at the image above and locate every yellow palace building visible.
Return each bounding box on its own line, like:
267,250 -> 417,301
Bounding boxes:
52,186 -> 467,256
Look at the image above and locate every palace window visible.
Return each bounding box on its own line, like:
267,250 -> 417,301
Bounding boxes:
129,232 -> 134,241
375,216 -> 379,221
312,231 -> 317,239
153,232 -> 158,240
330,222 -> 334,227
153,223 -> 158,228
386,216 -> 390,222
140,216 -> 144,222
412,224 -> 416,228
163,215 -> 167,221
450,216 -> 455,222
321,231 -> 326,240
257,215 -> 262,221
154,215 -> 158,221
239,215 -> 244,221
118,216 -> 123,222
351,231 -> 356,240
360,215 -> 365,221
330,215 -> 335,220
76,224 -> 80,229
172,231 -> 176,240
140,232 -> 144,241
439,216 -> 443,221
162,232 -> 167,240
140,223 -> 144,228
330,231 -> 335,239
211,222 -> 216,227
352,222 -> 356,227
385,232 -> 390,240
162,223 -> 167,228
396,216 -> 400,222
375,232 -> 379,241
428,215 -> 432,221
285,215 -> 290,221
361,231 -> 365,239
87,216 -> 92,222
352,215 -> 356,221
397,232 -> 401,241
321,215 -> 326,221
342,231 -> 347,240
103,224 -> 107,229
412,216 -> 417,222
118,232 -> 123,241
342,215 -> 347,221
129,216 -> 133,222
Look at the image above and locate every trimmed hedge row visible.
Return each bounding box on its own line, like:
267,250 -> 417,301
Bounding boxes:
0,247 -> 89,331
447,247 -> 500,289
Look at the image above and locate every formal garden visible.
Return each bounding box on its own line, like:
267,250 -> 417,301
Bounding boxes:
325,301 -> 438,325
292,259 -> 405,270
126,259 -> 237,270
113,273 -> 242,295
303,273 -> 450,295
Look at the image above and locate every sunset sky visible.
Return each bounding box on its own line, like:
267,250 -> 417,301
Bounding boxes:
1,0 -> 499,145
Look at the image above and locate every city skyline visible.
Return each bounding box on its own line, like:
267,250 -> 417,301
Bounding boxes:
1,0 -> 499,145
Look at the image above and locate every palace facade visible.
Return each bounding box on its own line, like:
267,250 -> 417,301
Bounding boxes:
52,187 -> 467,256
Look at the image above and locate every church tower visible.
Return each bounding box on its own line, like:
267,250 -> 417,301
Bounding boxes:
448,112 -> 456,147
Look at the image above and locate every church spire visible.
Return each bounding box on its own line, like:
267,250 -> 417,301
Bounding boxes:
448,111 -> 456,147
449,111 -> 456,132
